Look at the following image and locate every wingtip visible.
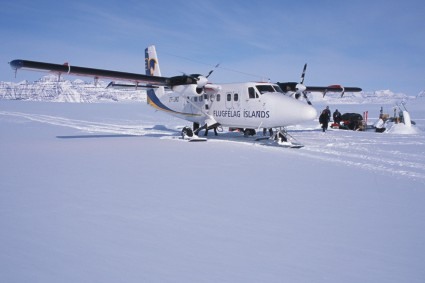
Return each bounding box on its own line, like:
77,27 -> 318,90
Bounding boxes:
9,59 -> 23,69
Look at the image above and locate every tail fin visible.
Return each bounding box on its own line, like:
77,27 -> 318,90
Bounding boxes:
145,45 -> 161,77
145,45 -> 165,105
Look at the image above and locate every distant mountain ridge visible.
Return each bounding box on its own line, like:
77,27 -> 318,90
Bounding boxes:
0,75 -> 145,103
0,75 -> 420,104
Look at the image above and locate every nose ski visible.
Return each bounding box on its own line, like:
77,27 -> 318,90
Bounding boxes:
255,128 -> 304,148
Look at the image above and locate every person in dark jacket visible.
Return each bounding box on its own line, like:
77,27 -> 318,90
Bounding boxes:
319,106 -> 331,132
319,110 -> 330,132
333,109 -> 342,125
323,106 -> 331,121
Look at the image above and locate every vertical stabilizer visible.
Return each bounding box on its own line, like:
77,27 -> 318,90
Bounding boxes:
145,45 -> 165,104
145,45 -> 161,77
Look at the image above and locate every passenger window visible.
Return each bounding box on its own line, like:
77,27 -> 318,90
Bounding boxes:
217,94 -> 221,101
234,93 -> 238,101
194,97 -> 198,102
199,95 -> 203,102
227,93 -> 231,101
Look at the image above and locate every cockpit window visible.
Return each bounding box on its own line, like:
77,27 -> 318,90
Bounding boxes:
248,87 -> 259,99
256,85 -> 275,94
272,85 -> 284,93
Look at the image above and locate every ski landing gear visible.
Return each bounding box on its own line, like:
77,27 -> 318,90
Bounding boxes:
255,128 -> 304,148
273,129 -> 304,148
181,126 -> 207,142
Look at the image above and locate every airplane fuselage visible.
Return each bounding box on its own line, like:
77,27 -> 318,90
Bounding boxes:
148,82 -> 318,129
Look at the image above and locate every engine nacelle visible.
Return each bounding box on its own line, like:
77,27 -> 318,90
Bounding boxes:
194,75 -> 208,88
204,84 -> 222,95
172,84 -> 203,97
295,83 -> 306,92
168,74 -> 209,96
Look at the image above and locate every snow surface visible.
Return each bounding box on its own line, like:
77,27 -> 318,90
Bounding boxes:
1,97 -> 425,283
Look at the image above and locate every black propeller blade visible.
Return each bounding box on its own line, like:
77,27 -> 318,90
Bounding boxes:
206,63 -> 220,79
295,63 -> 312,105
300,63 -> 307,85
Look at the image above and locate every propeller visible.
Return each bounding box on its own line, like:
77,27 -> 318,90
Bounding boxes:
294,63 -> 312,105
206,63 -> 220,78
168,64 -> 221,96
300,63 -> 307,84
185,64 -> 220,94
188,74 -> 208,88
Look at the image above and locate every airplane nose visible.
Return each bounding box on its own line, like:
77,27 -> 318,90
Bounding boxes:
275,96 -> 318,126
303,104 -> 317,121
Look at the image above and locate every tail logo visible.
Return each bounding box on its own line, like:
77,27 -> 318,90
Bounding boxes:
148,58 -> 157,76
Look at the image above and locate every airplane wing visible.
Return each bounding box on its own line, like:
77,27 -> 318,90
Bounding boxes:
277,82 -> 362,93
277,63 -> 362,100
305,85 -> 362,93
277,81 -> 362,105
10,59 -> 168,86
9,59 -> 214,97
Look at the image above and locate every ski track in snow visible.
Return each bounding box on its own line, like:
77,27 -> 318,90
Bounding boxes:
293,130 -> 425,182
185,126 -> 425,183
2,110 -> 424,183
0,111 -> 176,136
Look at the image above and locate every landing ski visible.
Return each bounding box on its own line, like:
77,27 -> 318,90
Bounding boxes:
187,136 -> 207,142
255,136 -> 304,148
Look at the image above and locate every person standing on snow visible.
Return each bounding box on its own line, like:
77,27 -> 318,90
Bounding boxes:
333,109 -> 342,125
319,109 -> 330,132
319,106 -> 331,132
323,106 -> 331,122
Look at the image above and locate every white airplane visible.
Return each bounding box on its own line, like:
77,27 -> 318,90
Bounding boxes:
9,45 -> 360,147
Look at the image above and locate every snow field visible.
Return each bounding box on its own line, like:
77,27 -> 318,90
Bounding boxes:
1,99 -> 424,283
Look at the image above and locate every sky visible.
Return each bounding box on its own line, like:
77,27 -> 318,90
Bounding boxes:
1,0 -> 424,95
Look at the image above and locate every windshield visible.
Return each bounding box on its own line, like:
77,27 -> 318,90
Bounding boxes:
272,85 -> 284,93
256,85 -> 275,94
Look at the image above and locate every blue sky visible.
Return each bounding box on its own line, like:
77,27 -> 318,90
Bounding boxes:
1,0 -> 424,95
